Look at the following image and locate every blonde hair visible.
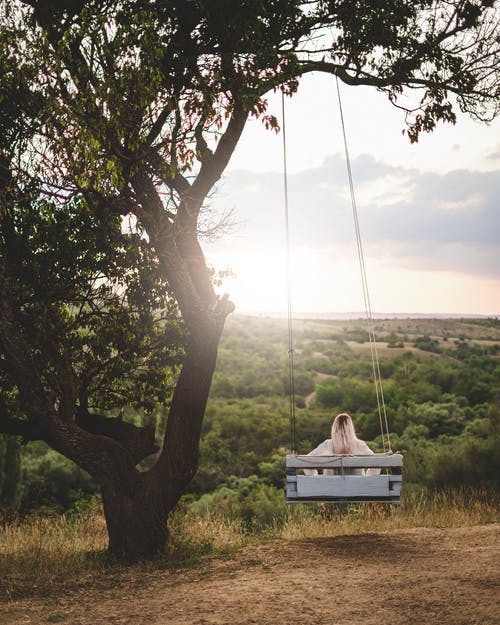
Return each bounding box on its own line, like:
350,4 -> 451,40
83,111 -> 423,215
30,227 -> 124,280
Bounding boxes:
331,412 -> 358,454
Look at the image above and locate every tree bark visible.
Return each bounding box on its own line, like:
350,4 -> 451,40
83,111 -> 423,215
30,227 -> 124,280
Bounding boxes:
101,475 -> 169,562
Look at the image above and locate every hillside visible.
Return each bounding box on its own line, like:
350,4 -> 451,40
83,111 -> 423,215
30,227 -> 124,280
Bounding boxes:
3,524 -> 499,625
192,314 -> 500,499
6,315 -> 499,513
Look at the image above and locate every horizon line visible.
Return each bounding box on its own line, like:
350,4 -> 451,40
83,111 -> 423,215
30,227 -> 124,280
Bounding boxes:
234,310 -> 499,320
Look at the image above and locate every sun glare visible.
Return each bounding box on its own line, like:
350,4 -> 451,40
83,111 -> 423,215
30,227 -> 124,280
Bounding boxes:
207,246 -> 376,314
208,243 -> 500,316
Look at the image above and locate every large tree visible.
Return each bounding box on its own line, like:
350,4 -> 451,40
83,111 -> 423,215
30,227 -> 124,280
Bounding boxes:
0,0 -> 498,560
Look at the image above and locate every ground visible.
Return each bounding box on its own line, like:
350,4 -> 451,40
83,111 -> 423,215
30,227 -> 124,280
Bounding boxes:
2,524 -> 499,625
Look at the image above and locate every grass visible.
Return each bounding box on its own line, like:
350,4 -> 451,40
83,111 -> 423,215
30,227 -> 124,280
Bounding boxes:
0,510 -> 109,600
0,502 -> 246,600
1,488 -> 498,600
279,487 -> 500,540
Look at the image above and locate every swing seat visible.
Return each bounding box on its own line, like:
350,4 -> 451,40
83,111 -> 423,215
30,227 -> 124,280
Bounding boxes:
285,453 -> 403,504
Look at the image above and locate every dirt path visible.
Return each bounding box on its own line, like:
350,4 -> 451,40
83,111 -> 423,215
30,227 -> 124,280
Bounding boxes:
3,524 -> 499,625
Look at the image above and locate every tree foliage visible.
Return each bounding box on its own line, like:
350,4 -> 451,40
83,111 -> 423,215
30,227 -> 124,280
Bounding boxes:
0,178 -> 184,447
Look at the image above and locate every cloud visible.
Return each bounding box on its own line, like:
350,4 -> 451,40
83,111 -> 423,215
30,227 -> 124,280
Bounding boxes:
487,144 -> 500,160
207,154 -> 500,280
368,169 -> 499,237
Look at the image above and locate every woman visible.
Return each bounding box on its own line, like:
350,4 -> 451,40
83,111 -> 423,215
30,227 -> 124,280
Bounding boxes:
305,413 -> 377,475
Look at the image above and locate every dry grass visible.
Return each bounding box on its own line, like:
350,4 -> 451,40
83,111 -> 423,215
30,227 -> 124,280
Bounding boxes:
1,489 -> 498,600
0,505 -> 246,599
279,488 -> 500,540
0,511 -> 109,599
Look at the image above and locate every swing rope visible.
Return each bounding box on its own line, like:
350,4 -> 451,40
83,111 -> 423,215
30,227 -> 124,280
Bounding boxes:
281,81 -> 393,456
335,77 -> 392,453
281,91 -> 297,455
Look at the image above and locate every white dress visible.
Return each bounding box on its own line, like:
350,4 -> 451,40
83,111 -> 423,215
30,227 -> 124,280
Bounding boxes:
304,438 -> 379,475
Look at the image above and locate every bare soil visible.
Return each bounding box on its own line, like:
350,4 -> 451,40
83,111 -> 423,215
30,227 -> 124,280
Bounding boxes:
2,524 -> 499,625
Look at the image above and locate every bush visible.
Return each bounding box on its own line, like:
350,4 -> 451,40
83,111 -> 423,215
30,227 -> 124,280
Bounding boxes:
413,335 -> 442,353
21,442 -> 98,511
316,378 -> 375,412
189,477 -> 286,531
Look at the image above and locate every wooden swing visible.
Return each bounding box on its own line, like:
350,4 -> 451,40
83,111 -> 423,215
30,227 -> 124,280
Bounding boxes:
285,453 -> 403,504
281,79 -> 403,505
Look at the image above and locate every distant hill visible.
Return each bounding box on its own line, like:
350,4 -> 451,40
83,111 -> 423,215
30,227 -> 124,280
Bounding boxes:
239,311 -> 499,320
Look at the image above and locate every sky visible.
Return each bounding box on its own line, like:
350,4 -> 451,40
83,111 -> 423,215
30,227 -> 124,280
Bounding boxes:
203,73 -> 500,316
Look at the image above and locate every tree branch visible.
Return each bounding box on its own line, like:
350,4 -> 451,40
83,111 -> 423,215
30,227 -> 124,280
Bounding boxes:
194,116 -> 213,164
189,102 -> 249,207
75,409 -> 159,465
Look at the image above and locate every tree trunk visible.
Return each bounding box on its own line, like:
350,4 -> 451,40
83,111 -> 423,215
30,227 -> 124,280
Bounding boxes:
1,435 -> 21,508
99,308 -> 230,562
101,479 -> 169,562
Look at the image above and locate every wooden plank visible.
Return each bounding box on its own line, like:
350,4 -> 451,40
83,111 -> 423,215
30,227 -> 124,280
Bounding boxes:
285,476 -> 403,498
286,496 -> 401,504
286,453 -> 403,470
286,474 -> 401,502
295,475 -> 392,498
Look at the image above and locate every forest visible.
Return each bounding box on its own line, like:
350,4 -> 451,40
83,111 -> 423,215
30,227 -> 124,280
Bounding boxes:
2,314 -> 498,524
